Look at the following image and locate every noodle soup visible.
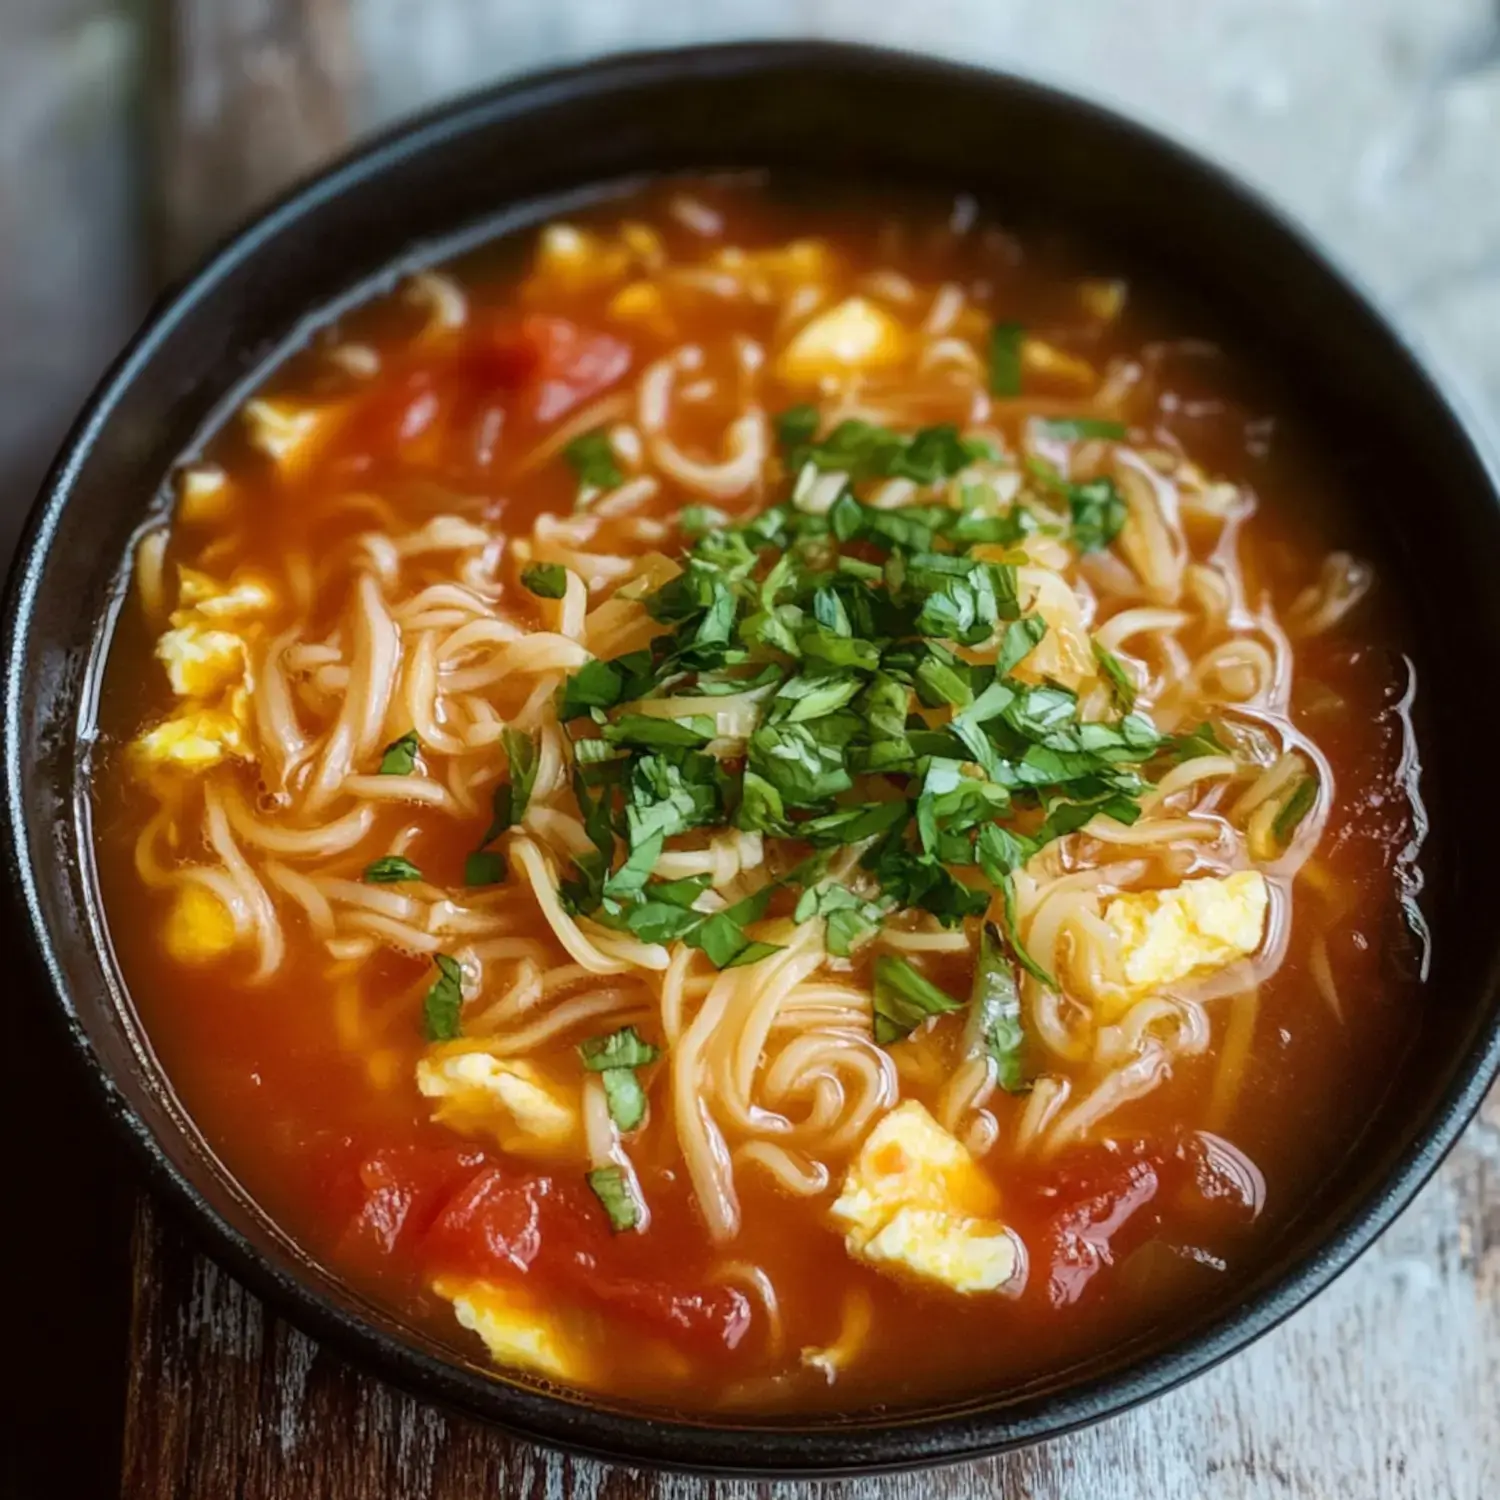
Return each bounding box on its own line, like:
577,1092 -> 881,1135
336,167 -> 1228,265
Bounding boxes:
93,179 -> 1429,1413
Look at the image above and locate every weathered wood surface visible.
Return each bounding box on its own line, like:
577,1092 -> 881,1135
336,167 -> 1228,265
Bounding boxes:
110,1 -> 1500,1497
0,7 -> 141,1500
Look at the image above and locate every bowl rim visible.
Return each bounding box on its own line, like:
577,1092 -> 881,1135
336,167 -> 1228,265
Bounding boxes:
7,37 -> 1500,1477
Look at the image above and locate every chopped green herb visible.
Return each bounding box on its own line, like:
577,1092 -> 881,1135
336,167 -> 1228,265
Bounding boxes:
775,403 -> 820,452
1092,639 -> 1138,713
579,1026 -> 660,1072
600,1068 -> 648,1132
872,955 -> 963,1045
971,923 -> 1028,1092
680,503 -> 729,538
479,730 -> 540,844
1037,417 -> 1128,442
363,855 -> 424,884
521,562 -> 570,598
564,428 -> 623,492
1068,477 -> 1128,553
378,730 -> 420,775
464,850 -> 506,886
422,954 -> 464,1042
793,884 -> 886,956
1172,721 -> 1229,762
1274,776 -> 1317,844
992,872 -> 1058,990
586,1165 -> 641,1232
989,321 -> 1024,396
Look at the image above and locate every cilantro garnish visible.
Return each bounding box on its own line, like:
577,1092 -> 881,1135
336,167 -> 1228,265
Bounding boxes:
533,408 -> 1179,989
363,855 -> 424,884
521,562 -> 569,598
586,1165 -> 641,1232
563,428 -> 622,493
989,321 -> 1024,396
422,954 -> 464,1041
378,731 -> 420,775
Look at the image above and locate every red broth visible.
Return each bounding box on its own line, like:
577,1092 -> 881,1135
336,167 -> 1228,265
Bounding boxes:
91,179 -> 1428,1413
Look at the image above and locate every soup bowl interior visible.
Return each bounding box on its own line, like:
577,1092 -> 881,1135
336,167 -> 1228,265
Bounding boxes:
6,41 -> 1500,1474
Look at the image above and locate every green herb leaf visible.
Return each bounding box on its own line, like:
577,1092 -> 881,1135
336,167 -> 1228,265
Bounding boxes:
564,429 -> 623,492
793,884 -> 885,956
464,851 -> 506,886
580,1026 -> 661,1071
1274,776 -> 1317,844
989,321 -> 1024,397
479,730 -> 540,844
378,731 -> 420,775
1092,638 -> 1138,713
422,954 -> 464,1041
603,714 -> 717,749
586,1165 -> 641,1232
872,954 -> 963,1045
1068,477 -> 1128,553
1172,720 -> 1229,762
600,1068 -> 649,1132
776,403 -> 820,452
521,562 -> 570,598
993,872 -> 1058,989
972,922 -> 1028,1091
363,855 -> 424,884
1038,417 -> 1128,442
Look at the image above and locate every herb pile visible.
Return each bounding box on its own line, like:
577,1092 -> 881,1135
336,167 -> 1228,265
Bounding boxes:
530,410 -> 1166,990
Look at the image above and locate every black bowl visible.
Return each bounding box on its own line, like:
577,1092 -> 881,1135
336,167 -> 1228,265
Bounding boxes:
5,40 -> 1500,1477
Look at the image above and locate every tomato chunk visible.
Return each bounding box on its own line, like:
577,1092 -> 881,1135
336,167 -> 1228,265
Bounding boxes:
522,315 -> 632,423
1034,1148 -> 1162,1309
336,1144 -> 488,1265
422,1166 -> 555,1278
564,1267 -> 752,1354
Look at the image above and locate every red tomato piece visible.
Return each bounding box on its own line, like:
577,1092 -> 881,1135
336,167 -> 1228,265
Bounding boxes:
336,1144 -> 487,1263
567,1268 -> 753,1355
422,1166 -> 559,1279
1037,1150 -> 1162,1309
521,315 -> 632,423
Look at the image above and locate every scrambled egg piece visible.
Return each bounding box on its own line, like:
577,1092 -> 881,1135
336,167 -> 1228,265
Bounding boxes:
155,625 -> 245,698
829,1102 -> 1020,1294
775,296 -> 910,384
134,694 -> 254,770
715,238 -> 838,294
1103,871 -> 1269,1002
530,223 -> 634,294
175,566 -> 275,621
417,1052 -> 582,1160
163,884 -> 239,963
435,1277 -> 582,1383
607,280 -> 674,336
176,464 -> 233,525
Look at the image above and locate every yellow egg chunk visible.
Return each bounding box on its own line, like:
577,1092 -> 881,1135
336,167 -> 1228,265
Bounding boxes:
155,624 -> 246,698
417,1052 -> 582,1160
175,464 -> 233,525
529,223 -> 631,294
775,297 -> 910,384
829,1101 -> 1020,1294
1103,871 -> 1269,1000
607,280 -> 674,337
133,702 -> 254,771
163,884 -> 239,963
435,1277 -> 583,1383
175,566 -> 276,620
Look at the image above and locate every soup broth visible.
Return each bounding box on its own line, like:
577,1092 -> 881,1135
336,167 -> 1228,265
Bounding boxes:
93,178 -> 1428,1414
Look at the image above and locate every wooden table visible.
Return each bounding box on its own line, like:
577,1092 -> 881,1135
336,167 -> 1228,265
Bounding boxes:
9,3 -> 1500,1497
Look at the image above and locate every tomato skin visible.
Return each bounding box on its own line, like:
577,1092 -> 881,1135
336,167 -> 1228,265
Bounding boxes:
334,1144 -> 488,1266
520,316 -> 632,423
422,1166 -> 558,1278
563,1263 -> 753,1354
1030,1147 -> 1164,1310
